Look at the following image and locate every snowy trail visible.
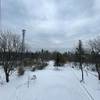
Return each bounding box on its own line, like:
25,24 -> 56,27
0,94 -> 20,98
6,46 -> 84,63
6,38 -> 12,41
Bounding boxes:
71,68 -> 95,100
0,70 -> 89,100
11,69 -> 90,100
72,68 -> 100,100
0,62 -> 99,100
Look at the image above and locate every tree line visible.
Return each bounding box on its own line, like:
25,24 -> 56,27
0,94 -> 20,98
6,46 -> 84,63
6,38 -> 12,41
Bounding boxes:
0,30 -> 100,82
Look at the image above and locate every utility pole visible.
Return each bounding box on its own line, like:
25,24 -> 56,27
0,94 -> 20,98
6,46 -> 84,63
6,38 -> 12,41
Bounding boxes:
0,0 -> 2,30
17,29 -> 26,76
21,29 -> 26,64
22,29 -> 25,53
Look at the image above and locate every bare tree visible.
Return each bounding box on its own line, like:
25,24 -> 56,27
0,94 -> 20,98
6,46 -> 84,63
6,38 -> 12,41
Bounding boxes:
89,37 -> 100,80
76,40 -> 84,82
0,31 -> 21,82
89,39 -> 100,53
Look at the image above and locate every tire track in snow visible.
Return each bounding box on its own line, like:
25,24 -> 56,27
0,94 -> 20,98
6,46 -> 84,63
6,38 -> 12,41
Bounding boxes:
86,71 -> 98,78
71,68 -> 95,100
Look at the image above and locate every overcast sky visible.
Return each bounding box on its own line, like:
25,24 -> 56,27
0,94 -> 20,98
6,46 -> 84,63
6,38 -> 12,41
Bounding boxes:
1,0 -> 100,51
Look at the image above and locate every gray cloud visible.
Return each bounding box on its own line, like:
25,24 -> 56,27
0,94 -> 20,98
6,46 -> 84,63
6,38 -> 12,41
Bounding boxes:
1,0 -> 100,51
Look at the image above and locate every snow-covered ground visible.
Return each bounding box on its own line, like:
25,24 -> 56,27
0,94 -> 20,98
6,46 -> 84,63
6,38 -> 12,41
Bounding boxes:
0,61 -> 100,100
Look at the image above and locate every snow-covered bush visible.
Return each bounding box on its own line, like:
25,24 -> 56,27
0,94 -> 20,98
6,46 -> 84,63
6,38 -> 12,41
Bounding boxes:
31,66 -> 36,72
23,58 -> 35,67
36,62 -> 48,70
0,76 -> 4,85
17,66 -> 25,76
54,53 -> 66,67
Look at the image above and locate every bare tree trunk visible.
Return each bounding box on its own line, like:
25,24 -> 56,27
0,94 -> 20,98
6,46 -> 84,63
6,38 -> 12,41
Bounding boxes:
96,64 -> 100,80
98,73 -> 100,80
5,73 -> 9,82
80,54 -> 84,82
80,62 -> 84,82
4,63 -> 10,83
